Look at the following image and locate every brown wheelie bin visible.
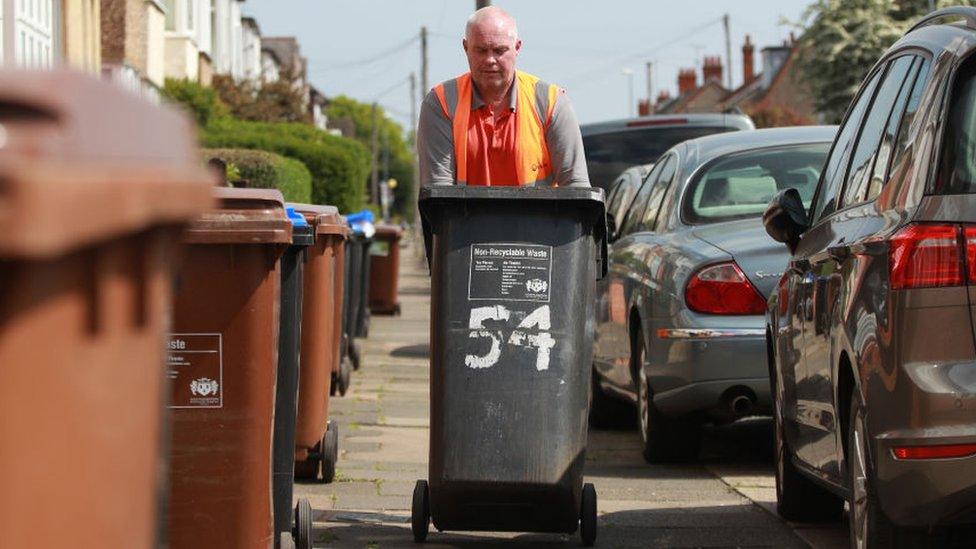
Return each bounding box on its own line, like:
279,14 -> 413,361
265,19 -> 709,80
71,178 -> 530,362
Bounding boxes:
331,223 -> 354,396
368,224 -> 403,315
0,71 -> 212,549
291,204 -> 348,483
167,188 -> 292,549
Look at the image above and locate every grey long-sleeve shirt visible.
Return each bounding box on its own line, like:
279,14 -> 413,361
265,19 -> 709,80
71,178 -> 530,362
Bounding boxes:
416,77 -> 590,187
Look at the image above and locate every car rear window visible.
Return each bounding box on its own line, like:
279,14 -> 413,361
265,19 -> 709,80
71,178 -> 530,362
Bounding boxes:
583,126 -> 732,190
683,143 -> 831,224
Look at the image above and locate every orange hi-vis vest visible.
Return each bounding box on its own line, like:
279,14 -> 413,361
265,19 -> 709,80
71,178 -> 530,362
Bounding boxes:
433,70 -> 560,186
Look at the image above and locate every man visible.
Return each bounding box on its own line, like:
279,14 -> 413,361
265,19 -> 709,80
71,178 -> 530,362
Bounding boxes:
417,6 -> 589,187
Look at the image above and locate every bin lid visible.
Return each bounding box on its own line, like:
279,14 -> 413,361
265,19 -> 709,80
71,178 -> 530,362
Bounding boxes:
183,188 -> 292,244
0,70 -> 214,259
374,224 -> 403,239
289,203 -> 348,238
418,185 -> 609,279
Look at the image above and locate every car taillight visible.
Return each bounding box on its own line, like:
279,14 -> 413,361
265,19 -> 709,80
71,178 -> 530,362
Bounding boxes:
892,443 -> 976,460
965,227 -> 976,283
685,262 -> 766,315
889,224 -> 964,289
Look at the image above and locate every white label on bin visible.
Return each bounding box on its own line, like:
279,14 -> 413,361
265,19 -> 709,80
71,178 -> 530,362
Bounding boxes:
468,244 -> 552,302
167,333 -> 223,409
465,304 -> 555,371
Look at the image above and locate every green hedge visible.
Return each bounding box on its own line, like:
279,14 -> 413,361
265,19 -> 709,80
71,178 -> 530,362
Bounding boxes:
161,78 -> 227,126
202,118 -> 370,212
203,148 -> 312,203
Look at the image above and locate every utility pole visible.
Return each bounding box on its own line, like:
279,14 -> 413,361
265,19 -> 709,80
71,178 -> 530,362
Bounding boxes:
421,27 -> 429,97
410,72 -> 422,251
645,61 -> 653,106
371,102 -> 379,205
476,0 -> 491,9
723,14 -> 732,90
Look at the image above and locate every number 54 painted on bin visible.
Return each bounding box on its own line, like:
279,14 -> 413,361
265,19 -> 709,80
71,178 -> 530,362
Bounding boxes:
465,305 -> 555,371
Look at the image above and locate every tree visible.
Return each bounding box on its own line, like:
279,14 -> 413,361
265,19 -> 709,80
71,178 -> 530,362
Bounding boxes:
212,66 -> 311,125
798,0 -> 976,123
326,95 -> 416,220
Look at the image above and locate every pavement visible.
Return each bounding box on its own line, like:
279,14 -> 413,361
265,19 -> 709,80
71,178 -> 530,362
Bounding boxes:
296,239 -> 850,548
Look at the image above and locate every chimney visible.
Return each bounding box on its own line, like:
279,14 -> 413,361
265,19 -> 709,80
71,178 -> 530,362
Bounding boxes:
656,90 -> 671,106
743,35 -> 755,84
638,99 -> 651,116
678,68 -> 697,95
702,56 -> 723,84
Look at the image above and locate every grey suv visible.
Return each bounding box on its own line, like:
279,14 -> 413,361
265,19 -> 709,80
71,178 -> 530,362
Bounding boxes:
764,8 -> 976,547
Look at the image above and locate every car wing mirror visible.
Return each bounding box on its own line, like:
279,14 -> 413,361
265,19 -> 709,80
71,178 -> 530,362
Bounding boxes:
763,188 -> 809,254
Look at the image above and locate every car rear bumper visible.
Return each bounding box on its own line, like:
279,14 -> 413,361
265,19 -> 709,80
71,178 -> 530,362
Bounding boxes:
874,431 -> 976,526
648,327 -> 771,418
653,377 -> 772,418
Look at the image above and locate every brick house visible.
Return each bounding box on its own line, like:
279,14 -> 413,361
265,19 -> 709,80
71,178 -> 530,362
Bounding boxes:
655,35 -> 819,126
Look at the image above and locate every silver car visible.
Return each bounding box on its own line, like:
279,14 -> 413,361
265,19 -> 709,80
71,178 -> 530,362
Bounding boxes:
591,126 -> 836,463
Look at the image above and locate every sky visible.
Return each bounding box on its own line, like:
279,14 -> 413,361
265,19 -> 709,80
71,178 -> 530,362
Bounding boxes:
243,0 -> 814,129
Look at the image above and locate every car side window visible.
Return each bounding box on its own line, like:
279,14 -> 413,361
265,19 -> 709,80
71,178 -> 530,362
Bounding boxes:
869,58 -> 931,201
810,66 -> 884,222
841,55 -> 916,208
637,155 -> 677,232
618,160 -> 666,237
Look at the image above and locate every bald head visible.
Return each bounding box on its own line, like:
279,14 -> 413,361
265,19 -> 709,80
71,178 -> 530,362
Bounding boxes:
465,6 -> 518,41
463,6 -> 521,102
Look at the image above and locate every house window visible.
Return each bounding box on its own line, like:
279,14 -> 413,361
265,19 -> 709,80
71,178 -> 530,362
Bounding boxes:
164,0 -> 175,31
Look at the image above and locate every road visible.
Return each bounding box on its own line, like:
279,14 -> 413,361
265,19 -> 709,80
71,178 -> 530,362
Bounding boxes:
296,241 -> 849,548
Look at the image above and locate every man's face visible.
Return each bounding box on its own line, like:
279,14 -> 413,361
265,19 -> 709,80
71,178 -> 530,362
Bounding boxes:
463,25 -> 520,94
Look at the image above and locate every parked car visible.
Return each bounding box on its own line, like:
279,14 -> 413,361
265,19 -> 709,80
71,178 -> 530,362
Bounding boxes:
591,126 -> 836,463
763,8 -> 976,546
605,163 -> 653,237
581,113 -> 755,191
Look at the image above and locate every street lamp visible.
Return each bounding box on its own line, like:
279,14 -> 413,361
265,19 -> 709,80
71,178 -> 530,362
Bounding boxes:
622,68 -> 635,118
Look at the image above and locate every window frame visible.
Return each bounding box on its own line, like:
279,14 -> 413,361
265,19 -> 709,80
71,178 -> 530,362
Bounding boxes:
617,156 -> 670,238
808,63 -> 888,226
809,48 -> 934,224
840,54 -> 919,209
635,154 -> 678,233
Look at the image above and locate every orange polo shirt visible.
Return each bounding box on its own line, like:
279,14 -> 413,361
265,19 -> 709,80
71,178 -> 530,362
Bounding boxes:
465,86 -> 520,186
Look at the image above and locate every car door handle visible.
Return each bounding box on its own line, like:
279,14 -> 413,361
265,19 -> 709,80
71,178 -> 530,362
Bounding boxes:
827,244 -> 850,261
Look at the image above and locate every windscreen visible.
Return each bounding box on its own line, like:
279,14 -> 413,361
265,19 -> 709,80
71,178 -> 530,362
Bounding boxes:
583,126 -> 730,190
683,143 -> 830,224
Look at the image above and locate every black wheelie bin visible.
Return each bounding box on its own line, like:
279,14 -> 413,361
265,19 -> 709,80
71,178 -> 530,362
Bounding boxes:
415,186 -> 608,547
273,207 -> 314,549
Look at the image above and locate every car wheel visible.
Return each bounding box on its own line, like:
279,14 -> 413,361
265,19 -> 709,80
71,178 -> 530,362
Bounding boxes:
634,332 -> 700,463
772,382 -> 843,522
589,367 -> 634,429
847,397 -> 926,548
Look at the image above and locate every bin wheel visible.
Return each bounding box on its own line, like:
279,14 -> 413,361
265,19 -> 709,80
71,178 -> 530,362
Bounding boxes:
411,480 -> 430,543
293,498 -> 313,549
580,483 -> 597,547
350,340 -> 363,371
338,356 -> 352,396
320,421 -> 339,484
393,303 -> 402,316
330,372 -> 338,396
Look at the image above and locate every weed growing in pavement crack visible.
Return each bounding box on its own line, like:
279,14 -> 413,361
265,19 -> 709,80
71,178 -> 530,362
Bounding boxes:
373,479 -> 384,495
